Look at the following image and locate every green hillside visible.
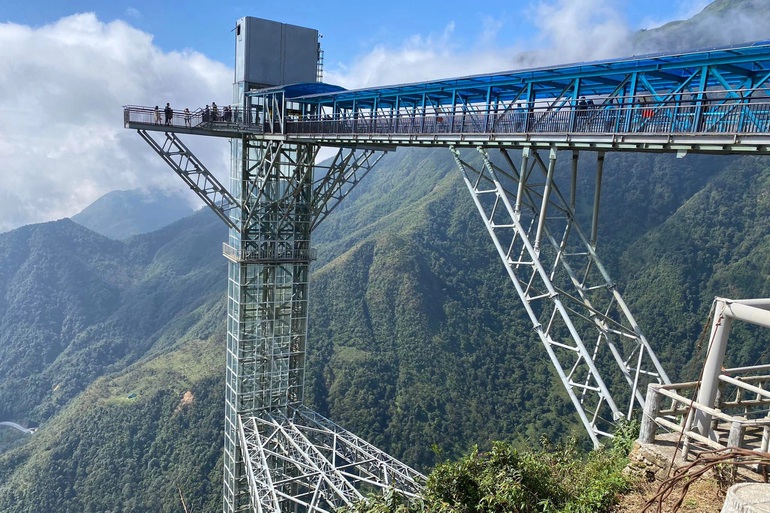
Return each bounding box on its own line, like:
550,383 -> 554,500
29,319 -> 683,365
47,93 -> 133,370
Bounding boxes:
2,143 -> 767,511
71,189 -> 194,240
3,0 -> 770,508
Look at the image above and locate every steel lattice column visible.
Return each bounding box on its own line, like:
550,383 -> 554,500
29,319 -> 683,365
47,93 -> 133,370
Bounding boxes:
223,138 -> 314,512
451,145 -> 670,447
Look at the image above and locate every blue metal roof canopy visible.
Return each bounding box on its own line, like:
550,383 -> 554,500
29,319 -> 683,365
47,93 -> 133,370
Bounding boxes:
287,40 -> 770,112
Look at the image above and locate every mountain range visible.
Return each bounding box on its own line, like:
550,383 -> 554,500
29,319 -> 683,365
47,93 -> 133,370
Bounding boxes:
3,1 -> 770,510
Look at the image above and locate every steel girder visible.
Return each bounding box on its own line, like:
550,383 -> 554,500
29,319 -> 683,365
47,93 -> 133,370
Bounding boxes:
239,407 -> 424,513
137,130 -> 240,230
450,145 -> 670,447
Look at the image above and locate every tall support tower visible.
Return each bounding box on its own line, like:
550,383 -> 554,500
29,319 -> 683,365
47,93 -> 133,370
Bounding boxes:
221,18 -> 423,513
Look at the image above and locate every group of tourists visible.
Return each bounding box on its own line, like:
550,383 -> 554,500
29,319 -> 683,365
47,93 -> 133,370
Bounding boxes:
153,103 -> 174,126
202,102 -> 233,123
151,102 -> 234,128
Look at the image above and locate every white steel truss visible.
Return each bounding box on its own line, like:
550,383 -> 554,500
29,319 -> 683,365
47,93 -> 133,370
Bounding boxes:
138,130 -> 240,230
450,145 -> 671,447
239,407 -> 424,513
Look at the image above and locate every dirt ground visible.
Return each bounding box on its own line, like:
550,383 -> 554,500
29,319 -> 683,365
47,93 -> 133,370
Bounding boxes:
614,436 -> 768,512
615,471 -> 729,512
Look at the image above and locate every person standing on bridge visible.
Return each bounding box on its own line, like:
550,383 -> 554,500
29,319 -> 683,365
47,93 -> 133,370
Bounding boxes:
577,96 -> 589,130
184,108 -> 191,127
514,103 -> 525,131
578,96 -> 588,116
154,105 -> 161,125
164,103 -> 173,126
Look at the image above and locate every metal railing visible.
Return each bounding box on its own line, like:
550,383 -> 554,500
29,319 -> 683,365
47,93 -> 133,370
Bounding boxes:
639,366 -> 770,456
125,97 -> 770,138
288,100 -> 770,137
124,105 -> 264,133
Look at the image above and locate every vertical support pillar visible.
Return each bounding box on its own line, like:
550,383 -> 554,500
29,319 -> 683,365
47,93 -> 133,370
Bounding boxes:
570,151 -> 579,212
223,138 -> 313,513
591,152 -> 605,248
639,385 -> 662,444
515,148 -> 530,216
694,299 -> 732,438
728,421 -> 744,448
534,147 -> 557,253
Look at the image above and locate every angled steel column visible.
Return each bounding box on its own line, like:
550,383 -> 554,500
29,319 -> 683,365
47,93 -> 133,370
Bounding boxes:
450,145 -> 670,446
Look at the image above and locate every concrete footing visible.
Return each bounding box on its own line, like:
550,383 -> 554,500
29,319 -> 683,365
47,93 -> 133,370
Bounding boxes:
721,483 -> 770,512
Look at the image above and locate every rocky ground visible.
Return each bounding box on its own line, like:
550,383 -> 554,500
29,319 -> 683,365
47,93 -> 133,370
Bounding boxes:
616,436 -> 768,512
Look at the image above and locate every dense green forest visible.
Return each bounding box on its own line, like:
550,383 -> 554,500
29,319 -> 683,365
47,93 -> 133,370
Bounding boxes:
3,1 -> 770,510
2,145 -> 770,512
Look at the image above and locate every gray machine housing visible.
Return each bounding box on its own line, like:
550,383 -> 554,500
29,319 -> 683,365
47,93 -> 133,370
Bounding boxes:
235,17 -> 319,89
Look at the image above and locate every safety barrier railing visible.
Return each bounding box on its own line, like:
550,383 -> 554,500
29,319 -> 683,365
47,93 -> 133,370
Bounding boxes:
639,365 -> 770,457
126,99 -> 770,138
287,100 -> 770,137
124,105 -> 264,133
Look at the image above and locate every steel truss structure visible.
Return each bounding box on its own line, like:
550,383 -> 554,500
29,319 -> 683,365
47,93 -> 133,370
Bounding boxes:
239,406 -> 423,512
138,131 -> 423,512
450,145 -> 669,446
123,37 -> 770,513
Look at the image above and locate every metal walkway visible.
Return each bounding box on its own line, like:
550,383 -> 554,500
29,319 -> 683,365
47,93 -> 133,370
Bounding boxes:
125,37 -> 770,512
126,40 -> 770,154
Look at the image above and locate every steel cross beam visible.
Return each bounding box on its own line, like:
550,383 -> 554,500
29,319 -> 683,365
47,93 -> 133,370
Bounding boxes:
310,147 -> 385,230
137,130 -> 240,231
450,145 -> 670,446
239,407 -> 425,513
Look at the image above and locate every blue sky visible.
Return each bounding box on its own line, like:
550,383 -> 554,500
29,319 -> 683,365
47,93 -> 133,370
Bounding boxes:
0,0 -> 730,232
1,0 -> 709,74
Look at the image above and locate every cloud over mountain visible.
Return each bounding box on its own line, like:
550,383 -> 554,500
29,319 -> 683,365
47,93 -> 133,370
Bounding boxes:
0,13 -> 231,233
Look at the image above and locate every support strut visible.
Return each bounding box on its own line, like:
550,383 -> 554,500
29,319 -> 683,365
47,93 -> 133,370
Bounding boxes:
450,145 -> 670,446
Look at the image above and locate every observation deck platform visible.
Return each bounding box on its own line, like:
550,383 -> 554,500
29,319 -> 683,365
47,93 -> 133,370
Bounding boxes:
125,39 -> 770,156
124,100 -> 770,155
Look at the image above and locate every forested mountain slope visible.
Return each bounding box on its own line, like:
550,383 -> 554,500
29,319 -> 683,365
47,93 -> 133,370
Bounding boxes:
4,0 -> 770,507
2,144 -> 766,511
71,188 -> 194,240
0,211 -> 227,425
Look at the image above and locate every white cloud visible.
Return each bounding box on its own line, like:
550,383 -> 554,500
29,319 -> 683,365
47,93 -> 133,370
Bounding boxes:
324,21 -> 527,89
530,0 -> 632,63
0,13 -> 232,233
124,7 -> 142,20
325,0 -> 635,90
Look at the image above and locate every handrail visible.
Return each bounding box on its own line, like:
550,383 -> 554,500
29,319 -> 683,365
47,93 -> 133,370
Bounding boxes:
123,105 -> 265,133
287,100 -> 770,137
640,380 -> 770,455
124,96 -> 770,140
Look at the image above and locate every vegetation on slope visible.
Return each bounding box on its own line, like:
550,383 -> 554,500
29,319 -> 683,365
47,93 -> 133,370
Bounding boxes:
343,423 -> 638,513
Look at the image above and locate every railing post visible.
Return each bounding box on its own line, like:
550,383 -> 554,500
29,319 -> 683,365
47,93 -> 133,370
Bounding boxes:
639,385 -> 662,444
728,420 -> 744,448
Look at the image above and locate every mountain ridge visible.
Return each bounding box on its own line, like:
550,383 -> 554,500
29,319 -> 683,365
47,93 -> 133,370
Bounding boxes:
3,1 -> 770,509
